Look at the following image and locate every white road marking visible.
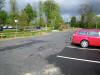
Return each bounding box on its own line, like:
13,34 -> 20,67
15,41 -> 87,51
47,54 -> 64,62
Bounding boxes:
66,46 -> 100,51
24,73 -> 32,75
57,55 -> 100,64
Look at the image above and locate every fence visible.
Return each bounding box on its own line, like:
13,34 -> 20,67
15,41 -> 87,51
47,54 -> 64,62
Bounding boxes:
0,31 -> 43,40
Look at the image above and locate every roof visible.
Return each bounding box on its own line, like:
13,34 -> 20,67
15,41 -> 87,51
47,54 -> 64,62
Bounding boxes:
79,29 -> 100,31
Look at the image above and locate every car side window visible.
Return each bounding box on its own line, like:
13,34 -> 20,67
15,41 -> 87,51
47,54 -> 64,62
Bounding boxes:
87,31 -> 99,36
78,31 -> 87,35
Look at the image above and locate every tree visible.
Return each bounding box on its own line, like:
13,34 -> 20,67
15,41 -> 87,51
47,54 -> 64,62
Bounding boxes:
39,1 -> 43,17
71,16 -> 76,27
80,15 -> 85,28
0,0 -> 5,9
7,13 -> 19,27
0,10 -> 8,26
79,4 -> 93,28
44,0 -> 58,26
34,18 -> 38,26
10,0 -> 18,14
9,0 -> 19,26
91,15 -> 100,29
38,1 -> 45,27
44,0 -> 64,29
18,11 -> 28,30
24,3 -> 36,25
38,16 -> 45,27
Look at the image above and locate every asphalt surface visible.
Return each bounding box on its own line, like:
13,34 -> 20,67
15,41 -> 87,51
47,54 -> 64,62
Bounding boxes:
47,46 -> 100,75
0,31 -> 100,75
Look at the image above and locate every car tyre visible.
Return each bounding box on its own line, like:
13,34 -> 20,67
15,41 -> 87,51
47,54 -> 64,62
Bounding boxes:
80,40 -> 89,48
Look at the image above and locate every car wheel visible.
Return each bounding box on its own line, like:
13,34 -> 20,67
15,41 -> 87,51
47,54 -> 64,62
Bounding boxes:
80,40 -> 89,48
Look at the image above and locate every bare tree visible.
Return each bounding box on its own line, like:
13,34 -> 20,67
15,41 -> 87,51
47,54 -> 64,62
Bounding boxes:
10,0 -> 18,14
0,0 -> 5,9
78,4 -> 93,28
79,4 -> 93,16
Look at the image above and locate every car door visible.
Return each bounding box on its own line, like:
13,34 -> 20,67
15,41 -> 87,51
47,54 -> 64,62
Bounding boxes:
87,31 -> 100,46
76,31 -> 88,43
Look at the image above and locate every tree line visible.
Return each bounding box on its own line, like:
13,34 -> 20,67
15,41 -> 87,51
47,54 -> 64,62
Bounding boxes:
71,4 -> 100,29
0,0 -> 65,30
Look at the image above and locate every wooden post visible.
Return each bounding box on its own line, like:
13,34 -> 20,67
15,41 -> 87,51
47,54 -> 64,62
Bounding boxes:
1,33 -> 3,39
23,32 -> 25,37
40,31 -> 43,35
15,33 -> 17,38
31,32 -> 33,36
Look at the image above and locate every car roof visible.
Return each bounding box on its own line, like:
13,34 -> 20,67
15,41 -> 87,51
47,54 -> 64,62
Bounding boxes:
78,29 -> 100,31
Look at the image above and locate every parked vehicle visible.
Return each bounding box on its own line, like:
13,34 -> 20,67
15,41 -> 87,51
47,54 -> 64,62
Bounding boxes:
0,26 -> 3,31
3,26 -> 8,29
72,29 -> 100,48
8,26 -> 13,29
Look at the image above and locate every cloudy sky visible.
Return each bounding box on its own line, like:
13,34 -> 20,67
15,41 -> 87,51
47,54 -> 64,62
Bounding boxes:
3,0 -> 100,21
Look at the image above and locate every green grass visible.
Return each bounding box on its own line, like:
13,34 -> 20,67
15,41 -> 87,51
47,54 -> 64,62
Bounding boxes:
0,28 -> 59,39
0,30 -> 30,33
42,30 -> 52,33
0,28 -> 71,40
0,30 -> 41,39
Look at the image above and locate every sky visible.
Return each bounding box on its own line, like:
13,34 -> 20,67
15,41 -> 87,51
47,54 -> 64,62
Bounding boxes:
3,0 -> 100,22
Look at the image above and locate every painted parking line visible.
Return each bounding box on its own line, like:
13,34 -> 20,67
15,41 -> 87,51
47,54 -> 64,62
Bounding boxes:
57,55 -> 100,64
66,46 -> 100,52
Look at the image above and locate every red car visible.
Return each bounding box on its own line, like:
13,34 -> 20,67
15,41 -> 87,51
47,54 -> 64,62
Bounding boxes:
72,29 -> 100,48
